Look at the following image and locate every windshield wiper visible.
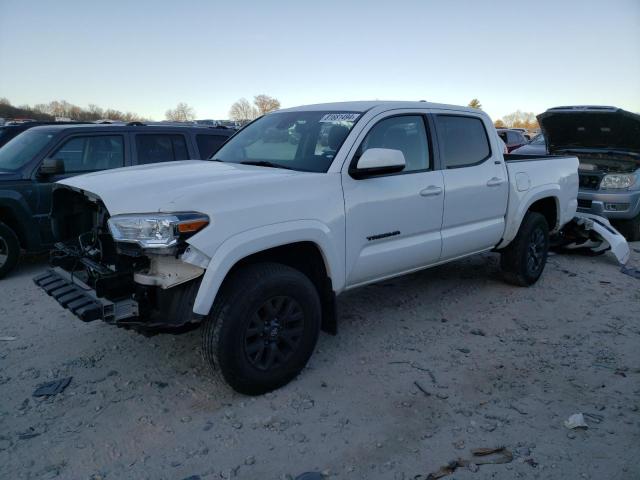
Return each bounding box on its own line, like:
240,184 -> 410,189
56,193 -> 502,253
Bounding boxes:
240,160 -> 294,170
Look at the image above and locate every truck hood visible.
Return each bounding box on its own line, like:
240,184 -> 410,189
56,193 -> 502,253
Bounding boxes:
58,160 -> 303,214
538,107 -> 640,155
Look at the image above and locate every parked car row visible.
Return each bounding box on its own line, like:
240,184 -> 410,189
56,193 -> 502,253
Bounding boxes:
0,123 -> 235,277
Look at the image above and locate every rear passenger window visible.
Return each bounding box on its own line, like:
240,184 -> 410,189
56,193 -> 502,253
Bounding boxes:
135,134 -> 188,164
196,134 -> 228,159
358,115 -> 430,172
435,115 -> 491,168
52,135 -> 124,172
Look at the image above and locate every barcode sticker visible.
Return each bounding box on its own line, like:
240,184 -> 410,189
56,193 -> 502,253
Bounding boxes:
319,113 -> 360,123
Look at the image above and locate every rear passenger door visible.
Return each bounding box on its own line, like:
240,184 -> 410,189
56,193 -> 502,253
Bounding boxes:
433,113 -> 508,260
133,133 -> 189,164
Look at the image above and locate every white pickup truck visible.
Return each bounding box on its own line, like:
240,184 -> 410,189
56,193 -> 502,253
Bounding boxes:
34,101 -> 579,394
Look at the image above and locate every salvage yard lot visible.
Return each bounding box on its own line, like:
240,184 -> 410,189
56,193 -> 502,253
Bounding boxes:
1,247 -> 639,480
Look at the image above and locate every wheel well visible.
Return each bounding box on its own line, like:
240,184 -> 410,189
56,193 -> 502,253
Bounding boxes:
0,206 -> 25,248
228,242 -> 337,335
528,197 -> 558,231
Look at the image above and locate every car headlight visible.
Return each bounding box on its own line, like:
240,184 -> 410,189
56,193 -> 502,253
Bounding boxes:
600,174 -> 635,189
107,213 -> 209,249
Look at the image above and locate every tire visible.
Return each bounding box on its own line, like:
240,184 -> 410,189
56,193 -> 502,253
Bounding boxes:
0,222 -> 20,280
613,215 -> 640,242
202,262 -> 321,395
500,212 -> 549,287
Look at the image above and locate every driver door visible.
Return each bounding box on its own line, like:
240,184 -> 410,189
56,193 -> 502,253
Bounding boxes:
342,114 -> 444,287
34,134 -> 126,245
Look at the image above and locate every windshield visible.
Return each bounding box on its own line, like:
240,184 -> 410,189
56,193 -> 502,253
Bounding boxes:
212,111 -> 361,172
0,129 -> 55,171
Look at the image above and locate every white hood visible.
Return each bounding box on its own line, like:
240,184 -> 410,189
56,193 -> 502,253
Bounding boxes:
58,160 -> 301,215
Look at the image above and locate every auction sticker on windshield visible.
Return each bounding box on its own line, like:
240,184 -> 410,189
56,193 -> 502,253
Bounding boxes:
320,113 -> 360,122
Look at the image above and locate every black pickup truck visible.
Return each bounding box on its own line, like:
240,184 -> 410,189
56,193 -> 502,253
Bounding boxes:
0,123 -> 234,278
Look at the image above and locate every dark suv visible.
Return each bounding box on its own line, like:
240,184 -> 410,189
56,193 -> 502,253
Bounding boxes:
0,123 -> 234,277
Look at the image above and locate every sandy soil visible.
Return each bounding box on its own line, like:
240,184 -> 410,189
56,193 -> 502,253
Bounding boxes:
1,245 -> 639,480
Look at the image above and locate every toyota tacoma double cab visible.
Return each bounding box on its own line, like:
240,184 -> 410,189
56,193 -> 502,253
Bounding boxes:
34,101 -> 579,394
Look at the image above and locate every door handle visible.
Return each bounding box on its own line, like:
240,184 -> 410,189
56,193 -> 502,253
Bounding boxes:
486,177 -> 505,187
420,185 -> 443,197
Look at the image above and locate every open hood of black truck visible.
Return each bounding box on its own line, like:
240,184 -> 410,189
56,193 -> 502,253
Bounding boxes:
538,106 -> 640,155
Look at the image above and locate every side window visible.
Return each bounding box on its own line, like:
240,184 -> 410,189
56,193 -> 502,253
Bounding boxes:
435,115 -> 491,168
196,134 -> 228,159
135,134 -> 188,164
358,115 -> 430,172
52,135 -> 124,172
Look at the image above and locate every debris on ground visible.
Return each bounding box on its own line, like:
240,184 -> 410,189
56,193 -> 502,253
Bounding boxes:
295,473 -> 324,480
564,413 -> 588,429
620,264 -> 640,280
424,447 -> 513,479
32,377 -> 72,397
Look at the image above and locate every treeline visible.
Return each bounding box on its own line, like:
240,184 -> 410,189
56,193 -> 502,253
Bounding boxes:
0,98 -> 145,122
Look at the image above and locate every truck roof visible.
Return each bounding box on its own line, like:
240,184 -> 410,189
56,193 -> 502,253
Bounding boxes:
279,100 -> 484,115
23,123 -> 234,135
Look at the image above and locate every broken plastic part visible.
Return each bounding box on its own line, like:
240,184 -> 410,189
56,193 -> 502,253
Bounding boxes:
564,413 -> 588,429
558,213 -> 630,264
33,377 -> 72,397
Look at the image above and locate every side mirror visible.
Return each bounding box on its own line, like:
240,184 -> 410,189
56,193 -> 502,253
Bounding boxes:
351,148 -> 405,179
38,158 -> 65,177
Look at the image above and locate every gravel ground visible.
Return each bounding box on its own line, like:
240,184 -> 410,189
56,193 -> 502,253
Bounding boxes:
1,246 -> 639,480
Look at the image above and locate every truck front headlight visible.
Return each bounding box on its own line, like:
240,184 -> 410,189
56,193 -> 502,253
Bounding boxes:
107,213 -> 209,249
600,174 -> 635,189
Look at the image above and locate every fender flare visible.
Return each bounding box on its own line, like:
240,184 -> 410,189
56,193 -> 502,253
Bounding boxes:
0,191 -> 40,250
191,220 -> 343,316
498,186 -> 561,249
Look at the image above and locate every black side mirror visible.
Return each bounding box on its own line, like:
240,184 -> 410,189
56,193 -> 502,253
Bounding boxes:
38,158 -> 65,177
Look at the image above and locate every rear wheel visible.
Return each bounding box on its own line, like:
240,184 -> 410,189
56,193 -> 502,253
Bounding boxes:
500,212 -> 549,286
0,222 -> 20,280
202,262 -> 321,395
613,215 -> 640,242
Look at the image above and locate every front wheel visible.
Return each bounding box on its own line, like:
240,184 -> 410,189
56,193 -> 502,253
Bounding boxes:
0,222 -> 20,279
500,212 -> 549,286
202,262 -> 321,395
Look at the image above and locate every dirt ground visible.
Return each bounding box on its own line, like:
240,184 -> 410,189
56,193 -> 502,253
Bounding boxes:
1,245 -> 639,480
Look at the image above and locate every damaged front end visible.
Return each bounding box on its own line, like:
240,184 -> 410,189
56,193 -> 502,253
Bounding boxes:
34,186 -> 210,331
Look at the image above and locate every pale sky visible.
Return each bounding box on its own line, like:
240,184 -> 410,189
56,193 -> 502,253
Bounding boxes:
1,0 -> 639,121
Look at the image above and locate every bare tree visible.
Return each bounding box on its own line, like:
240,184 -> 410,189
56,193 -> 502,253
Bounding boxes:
501,110 -> 538,129
494,119 -> 506,128
165,102 -> 196,122
229,98 -> 258,122
468,98 -> 482,109
253,94 -> 280,115
0,97 -> 10,106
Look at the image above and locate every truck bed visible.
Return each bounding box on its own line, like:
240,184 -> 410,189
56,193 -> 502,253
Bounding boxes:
499,153 -> 579,247
504,153 -> 569,162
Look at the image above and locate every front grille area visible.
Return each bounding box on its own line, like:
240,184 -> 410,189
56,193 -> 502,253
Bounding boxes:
579,174 -> 602,190
577,199 -> 592,209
